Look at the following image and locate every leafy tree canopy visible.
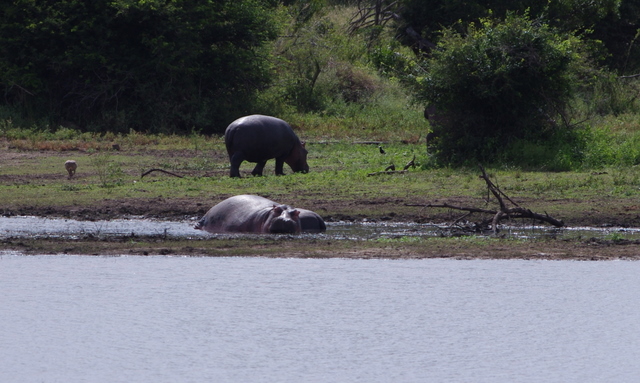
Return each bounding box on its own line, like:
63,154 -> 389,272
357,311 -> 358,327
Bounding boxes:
396,0 -> 640,72
0,0 -> 279,133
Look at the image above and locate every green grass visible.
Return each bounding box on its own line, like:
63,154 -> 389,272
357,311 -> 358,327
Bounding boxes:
1,125 -> 639,258
1,135 -> 639,218
1,107 -> 640,225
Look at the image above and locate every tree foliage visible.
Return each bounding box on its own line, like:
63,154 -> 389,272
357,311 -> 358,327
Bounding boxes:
0,0 -> 279,133
396,0 -> 640,72
417,14 -> 586,164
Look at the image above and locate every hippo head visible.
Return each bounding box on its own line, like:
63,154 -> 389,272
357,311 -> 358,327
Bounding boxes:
285,142 -> 309,173
264,204 -> 301,234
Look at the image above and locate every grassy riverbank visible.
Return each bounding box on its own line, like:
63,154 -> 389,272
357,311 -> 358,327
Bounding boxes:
1,116 -> 639,258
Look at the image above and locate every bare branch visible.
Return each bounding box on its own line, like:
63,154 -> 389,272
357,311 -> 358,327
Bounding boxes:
367,170 -> 407,176
408,164 -> 564,234
348,0 -> 400,35
141,169 -> 184,178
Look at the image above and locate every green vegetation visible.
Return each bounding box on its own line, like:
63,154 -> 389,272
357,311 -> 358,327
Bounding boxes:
413,14 -> 587,164
0,0 -> 278,133
1,124 -> 639,258
0,129 -> 638,221
1,1 -> 640,169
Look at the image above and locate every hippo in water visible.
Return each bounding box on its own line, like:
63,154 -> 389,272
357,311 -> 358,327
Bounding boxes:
297,209 -> 327,233
194,195 -> 326,234
225,115 -> 309,178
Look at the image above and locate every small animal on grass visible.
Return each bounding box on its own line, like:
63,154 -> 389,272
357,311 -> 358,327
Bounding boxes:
65,160 -> 77,179
194,195 -> 326,234
224,114 -> 309,178
403,155 -> 416,170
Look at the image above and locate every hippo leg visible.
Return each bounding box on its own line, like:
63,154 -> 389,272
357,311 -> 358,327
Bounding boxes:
251,161 -> 267,176
229,152 -> 245,178
274,158 -> 285,176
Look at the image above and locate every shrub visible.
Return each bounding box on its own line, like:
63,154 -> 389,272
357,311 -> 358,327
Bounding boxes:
415,13 -> 587,165
333,64 -> 379,103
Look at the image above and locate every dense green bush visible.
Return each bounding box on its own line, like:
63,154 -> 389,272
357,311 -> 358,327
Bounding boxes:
397,0 -> 639,72
0,0 -> 279,134
415,14 -> 587,165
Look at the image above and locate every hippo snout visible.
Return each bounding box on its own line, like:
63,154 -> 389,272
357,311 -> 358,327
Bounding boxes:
269,218 -> 299,234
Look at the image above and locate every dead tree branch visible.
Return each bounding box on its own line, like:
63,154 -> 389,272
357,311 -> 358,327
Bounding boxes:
408,165 -> 564,234
367,170 -> 407,176
348,0 -> 400,35
141,169 -> 184,178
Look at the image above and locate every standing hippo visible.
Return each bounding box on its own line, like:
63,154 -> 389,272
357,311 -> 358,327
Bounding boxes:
225,115 -> 309,178
194,195 -> 326,234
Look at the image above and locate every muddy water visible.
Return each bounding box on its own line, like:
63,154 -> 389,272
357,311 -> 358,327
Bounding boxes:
1,216 -> 639,241
1,255 -> 640,382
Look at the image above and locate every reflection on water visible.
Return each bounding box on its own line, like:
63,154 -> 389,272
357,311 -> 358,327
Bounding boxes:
1,255 -> 640,382
1,216 -> 639,241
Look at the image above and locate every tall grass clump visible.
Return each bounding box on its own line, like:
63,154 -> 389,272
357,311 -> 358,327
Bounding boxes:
89,152 -> 125,189
500,129 -> 588,171
580,74 -> 640,116
581,126 -> 640,168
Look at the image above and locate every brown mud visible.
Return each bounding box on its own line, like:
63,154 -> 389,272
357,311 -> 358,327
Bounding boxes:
4,192 -> 640,230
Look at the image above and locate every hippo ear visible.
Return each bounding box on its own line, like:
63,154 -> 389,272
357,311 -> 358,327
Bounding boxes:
271,205 -> 283,214
301,141 -> 306,147
291,209 -> 300,218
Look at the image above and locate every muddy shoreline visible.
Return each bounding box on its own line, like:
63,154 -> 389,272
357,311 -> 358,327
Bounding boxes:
3,231 -> 640,260
1,147 -> 639,259
4,194 -> 640,228
2,199 -> 640,260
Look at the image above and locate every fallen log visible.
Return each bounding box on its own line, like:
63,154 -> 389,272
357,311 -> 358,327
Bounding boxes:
141,168 -> 184,178
407,165 -> 564,234
367,170 -> 408,176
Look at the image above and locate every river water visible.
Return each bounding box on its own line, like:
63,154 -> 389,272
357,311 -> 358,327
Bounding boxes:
2,216 -> 640,240
2,254 -> 640,382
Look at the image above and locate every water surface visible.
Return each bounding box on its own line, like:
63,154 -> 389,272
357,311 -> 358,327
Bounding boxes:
2,255 -> 640,382
1,216 -> 639,241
